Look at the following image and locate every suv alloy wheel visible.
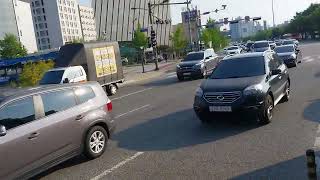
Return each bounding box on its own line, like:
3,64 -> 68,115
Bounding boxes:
84,126 -> 108,159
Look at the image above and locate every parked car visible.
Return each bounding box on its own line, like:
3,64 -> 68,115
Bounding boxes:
194,51 -> 290,124
282,39 -> 298,49
40,66 -> 87,84
275,40 -> 283,46
251,41 -> 273,52
0,82 -> 115,179
40,42 -> 124,96
225,46 -> 242,55
274,45 -> 301,67
176,49 -> 218,81
245,42 -> 255,52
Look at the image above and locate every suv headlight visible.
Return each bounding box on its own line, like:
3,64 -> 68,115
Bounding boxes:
193,63 -> 204,69
290,54 -> 297,59
195,87 -> 203,97
243,84 -> 263,96
176,64 -> 181,69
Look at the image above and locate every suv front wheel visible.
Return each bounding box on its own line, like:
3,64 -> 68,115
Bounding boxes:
84,126 -> 108,159
258,95 -> 274,125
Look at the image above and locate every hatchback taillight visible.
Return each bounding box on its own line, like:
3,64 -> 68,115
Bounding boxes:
105,102 -> 112,112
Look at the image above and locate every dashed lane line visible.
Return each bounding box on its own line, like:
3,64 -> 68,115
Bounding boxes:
90,152 -> 145,180
111,88 -> 153,101
115,104 -> 151,119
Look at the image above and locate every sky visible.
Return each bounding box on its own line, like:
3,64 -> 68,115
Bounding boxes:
79,0 -> 320,26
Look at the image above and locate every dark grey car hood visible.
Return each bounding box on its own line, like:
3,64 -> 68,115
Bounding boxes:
201,75 -> 266,92
179,60 -> 202,67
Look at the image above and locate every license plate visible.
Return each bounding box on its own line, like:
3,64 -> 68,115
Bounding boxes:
209,106 -> 232,112
183,72 -> 191,76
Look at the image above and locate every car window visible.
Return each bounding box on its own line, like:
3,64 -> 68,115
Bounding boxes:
274,46 -> 295,53
183,53 -> 204,62
40,70 -> 65,85
41,89 -> 77,116
210,56 -> 266,79
74,86 -> 96,104
0,97 -> 35,130
253,42 -> 269,48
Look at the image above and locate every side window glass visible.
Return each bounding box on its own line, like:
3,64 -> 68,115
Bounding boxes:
0,97 -> 35,130
74,86 -> 96,104
41,89 -> 77,116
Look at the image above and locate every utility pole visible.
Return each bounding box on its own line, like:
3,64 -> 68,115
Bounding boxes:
148,2 -> 159,71
186,0 -> 193,50
272,0 -> 275,27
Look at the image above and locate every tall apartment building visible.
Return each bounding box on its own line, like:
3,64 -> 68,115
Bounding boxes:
0,0 -> 37,53
230,17 -> 263,41
78,5 -> 97,42
30,0 -> 83,50
92,0 -> 171,46
181,9 -> 201,45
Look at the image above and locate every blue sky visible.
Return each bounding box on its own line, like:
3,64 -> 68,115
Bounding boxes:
79,0 -> 320,26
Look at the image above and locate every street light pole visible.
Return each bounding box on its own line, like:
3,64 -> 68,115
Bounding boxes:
148,2 -> 159,71
272,0 -> 275,27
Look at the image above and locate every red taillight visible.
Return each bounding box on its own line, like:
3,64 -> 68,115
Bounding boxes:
105,102 -> 112,112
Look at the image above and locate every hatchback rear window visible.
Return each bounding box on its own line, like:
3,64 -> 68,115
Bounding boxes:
74,86 -> 96,104
253,42 -> 269,48
39,70 -> 64,85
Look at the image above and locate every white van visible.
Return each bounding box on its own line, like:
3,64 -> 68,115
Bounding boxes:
40,66 -> 87,84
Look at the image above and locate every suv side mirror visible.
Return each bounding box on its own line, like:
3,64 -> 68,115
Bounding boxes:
0,125 -> 7,137
205,56 -> 210,60
271,69 -> 281,75
63,78 -> 69,83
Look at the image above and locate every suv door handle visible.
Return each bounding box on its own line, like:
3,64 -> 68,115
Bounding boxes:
28,132 -> 39,140
76,115 -> 84,120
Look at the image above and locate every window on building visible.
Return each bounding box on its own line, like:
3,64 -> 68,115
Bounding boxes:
48,45 -> 51,49
43,15 -> 46,21
47,38 -> 50,43
42,8 -> 45,13
38,39 -> 41,44
36,8 -> 41,14
33,10 -> 35,14
60,13 -> 63,19
41,38 -> 47,44
32,2 -> 34,7
46,30 -> 48,36
45,23 -> 47,28
35,1 -> 40,7
35,24 -> 38,29
37,16 -> 42,21
36,32 -> 39,37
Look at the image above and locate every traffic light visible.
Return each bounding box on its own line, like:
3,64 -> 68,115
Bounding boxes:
151,30 -> 157,47
253,17 -> 262,21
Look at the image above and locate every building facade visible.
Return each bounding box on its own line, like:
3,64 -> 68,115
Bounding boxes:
78,5 -> 97,42
181,9 -> 201,45
0,0 -> 37,53
230,17 -> 263,41
30,0 -> 83,50
92,0 -> 171,46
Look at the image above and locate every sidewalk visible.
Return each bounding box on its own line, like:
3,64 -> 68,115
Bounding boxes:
121,60 -> 178,86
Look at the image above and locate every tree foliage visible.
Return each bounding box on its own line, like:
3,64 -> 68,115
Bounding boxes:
170,24 -> 187,56
19,60 -> 54,87
201,18 -> 229,50
0,34 -> 27,59
132,24 -> 148,49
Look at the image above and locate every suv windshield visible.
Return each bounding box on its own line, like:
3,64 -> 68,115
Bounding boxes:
210,57 -> 266,79
253,42 -> 269,48
227,47 -> 238,50
283,40 -> 294,45
183,52 -> 204,62
275,46 -> 295,53
39,70 -> 65,85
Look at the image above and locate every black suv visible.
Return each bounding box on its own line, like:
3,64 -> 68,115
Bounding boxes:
193,51 -> 290,124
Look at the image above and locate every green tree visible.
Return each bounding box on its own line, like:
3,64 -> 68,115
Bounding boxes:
19,60 -> 54,87
132,24 -> 148,49
0,34 -> 27,59
201,19 -> 229,50
170,24 -> 187,57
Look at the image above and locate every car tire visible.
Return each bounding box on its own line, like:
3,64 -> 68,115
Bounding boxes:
282,81 -> 290,102
84,126 -> 108,159
106,84 -> 117,96
177,75 -> 184,81
258,95 -> 274,125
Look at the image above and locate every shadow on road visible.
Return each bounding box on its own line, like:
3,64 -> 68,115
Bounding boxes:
113,109 -> 260,151
303,99 -> 320,123
230,153 -> 309,180
32,155 -> 89,180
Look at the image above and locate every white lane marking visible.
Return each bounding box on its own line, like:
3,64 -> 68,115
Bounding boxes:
115,104 -> 151,119
90,152 -> 144,180
313,125 -> 320,148
166,74 -> 177,79
111,88 -> 152,101
305,59 -> 315,63
166,72 -> 176,76
303,56 -> 312,60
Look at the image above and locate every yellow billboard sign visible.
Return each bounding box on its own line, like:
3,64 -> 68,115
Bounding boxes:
92,46 -> 117,77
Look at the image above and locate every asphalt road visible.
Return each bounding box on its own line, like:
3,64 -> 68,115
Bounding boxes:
37,42 -> 320,180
